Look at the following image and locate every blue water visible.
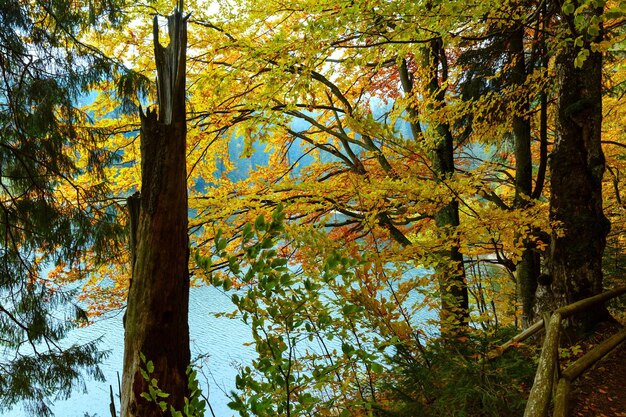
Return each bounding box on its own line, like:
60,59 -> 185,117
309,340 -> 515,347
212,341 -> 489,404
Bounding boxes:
2,285 -> 254,417
2,269 -> 434,417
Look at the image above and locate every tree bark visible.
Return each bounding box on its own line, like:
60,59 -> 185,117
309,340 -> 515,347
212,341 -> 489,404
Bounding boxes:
398,42 -> 469,333
121,7 -> 190,417
536,4 -> 611,332
510,26 -> 540,328
426,40 -> 470,333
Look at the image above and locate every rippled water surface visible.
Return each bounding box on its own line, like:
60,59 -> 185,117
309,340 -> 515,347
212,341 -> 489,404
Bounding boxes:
4,271 -> 433,417
3,285 -> 254,417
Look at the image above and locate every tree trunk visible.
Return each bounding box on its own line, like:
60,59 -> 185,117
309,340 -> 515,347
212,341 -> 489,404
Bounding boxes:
121,7 -> 190,417
536,5 -> 610,332
510,26 -> 540,328
427,40 -> 470,333
399,43 -> 469,333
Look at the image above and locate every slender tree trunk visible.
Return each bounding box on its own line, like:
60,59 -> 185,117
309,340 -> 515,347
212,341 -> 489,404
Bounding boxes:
511,27 -> 532,208
399,47 -> 469,332
426,40 -> 470,332
121,7 -> 190,417
510,26 -> 540,328
536,4 -> 611,332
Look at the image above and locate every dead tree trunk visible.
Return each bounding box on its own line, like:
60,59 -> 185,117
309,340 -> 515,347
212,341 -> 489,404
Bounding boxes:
121,6 -> 190,417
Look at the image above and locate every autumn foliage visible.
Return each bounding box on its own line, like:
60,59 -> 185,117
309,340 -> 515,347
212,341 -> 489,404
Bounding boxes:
36,0 -> 626,415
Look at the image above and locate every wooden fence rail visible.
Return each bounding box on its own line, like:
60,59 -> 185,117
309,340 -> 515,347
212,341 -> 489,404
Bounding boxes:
523,286 -> 626,417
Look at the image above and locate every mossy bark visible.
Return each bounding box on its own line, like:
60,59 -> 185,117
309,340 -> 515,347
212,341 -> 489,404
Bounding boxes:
536,5 -> 610,332
121,8 -> 190,417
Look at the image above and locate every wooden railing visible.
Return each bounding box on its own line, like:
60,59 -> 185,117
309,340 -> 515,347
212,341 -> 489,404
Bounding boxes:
522,287 -> 626,417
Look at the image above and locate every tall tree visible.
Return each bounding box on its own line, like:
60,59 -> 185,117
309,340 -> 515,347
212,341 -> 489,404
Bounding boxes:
537,1 -> 611,331
423,39 -> 470,331
120,4 -> 191,416
0,0 -> 124,415
454,1 -> 551,327
509,24 -> 541,328
505,6 -> 552,327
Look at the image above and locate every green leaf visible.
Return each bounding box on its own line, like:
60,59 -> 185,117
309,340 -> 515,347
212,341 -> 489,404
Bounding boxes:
342,304 -> 359,315
140,369 -> 149,381
574,51 -> 587,68
271,258 -> 287,268
147,360 -> 154,374
254,214 -> 266,231
272,204 -> 284,222
574,36 -> 584,47
280,273 -> 291,286
244,269 -> 255,283
228,256 -> 241,274
242,223 -> 253,242
370,362 -> 384,373
210,275 -> 222,287
562,2 -> 575,14
214,229 -> 223,248
605,8 -> 624,19
574,14 -> 585,28
216,237 -> 227,252
235,374 -> 244,389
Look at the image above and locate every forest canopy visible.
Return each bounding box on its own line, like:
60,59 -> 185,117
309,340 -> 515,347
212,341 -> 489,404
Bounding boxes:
1,0 -> 626,416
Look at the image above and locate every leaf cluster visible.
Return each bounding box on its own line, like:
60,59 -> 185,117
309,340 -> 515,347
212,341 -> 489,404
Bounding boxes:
138,352 -> 208,417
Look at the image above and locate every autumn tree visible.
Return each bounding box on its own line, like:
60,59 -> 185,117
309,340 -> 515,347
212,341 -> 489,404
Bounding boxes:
61,0 -> 626,414
509,13 -> 544,328
601,9 -> 626,291
160,0 -> 480,337
422,38 -> 470,332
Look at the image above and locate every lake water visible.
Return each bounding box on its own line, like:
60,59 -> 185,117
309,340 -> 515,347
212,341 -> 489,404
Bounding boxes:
3,285 -> 254,417
3,272 -> 433,417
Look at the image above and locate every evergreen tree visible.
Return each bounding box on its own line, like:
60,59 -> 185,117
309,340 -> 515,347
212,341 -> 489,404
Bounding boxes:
455,5 -> 550,327
0,1 -> 125,415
